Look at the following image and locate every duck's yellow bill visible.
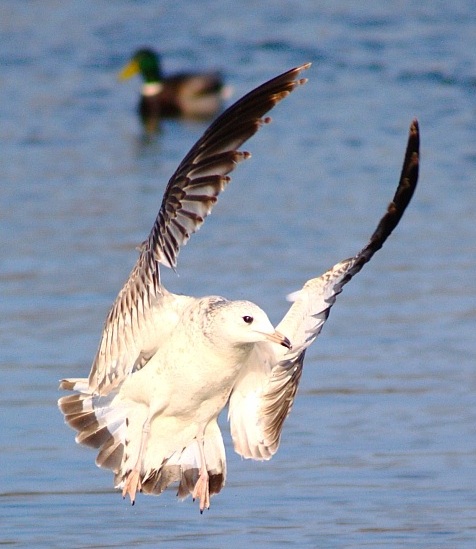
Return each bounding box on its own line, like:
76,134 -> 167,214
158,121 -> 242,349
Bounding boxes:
118,59 -> 140,80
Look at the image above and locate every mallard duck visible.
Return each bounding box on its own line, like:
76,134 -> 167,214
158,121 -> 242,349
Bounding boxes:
119,48 -> 228,131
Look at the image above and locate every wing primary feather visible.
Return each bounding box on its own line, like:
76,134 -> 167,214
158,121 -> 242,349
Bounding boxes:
341,118 -> 419,284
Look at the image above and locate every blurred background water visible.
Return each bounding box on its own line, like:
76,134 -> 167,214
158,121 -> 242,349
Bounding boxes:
1,1 -> 475,547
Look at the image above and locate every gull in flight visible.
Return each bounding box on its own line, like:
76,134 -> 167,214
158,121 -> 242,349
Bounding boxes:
58,63 -> 419,513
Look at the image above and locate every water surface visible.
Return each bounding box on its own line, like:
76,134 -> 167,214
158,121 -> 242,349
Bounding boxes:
1,1 -> 475,547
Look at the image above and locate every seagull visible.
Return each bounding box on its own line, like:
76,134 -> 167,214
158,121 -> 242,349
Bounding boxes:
58,62 -> 419,513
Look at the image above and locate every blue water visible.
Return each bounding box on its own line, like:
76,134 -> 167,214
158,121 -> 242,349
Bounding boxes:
1,1 -> 476,547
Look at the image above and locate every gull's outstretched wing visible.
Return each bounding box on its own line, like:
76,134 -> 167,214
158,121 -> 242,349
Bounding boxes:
85,63 -> 311,396
229,119 -> 419,459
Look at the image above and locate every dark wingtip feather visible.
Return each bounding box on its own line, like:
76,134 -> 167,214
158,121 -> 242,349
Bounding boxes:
368,118 -> 419,251
342,118 -> 420,283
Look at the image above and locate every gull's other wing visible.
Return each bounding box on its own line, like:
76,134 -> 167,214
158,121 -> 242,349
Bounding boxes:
228,120 -> 419,459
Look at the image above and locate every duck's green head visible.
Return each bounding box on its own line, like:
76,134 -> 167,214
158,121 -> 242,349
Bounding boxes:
119,48 -> 162,83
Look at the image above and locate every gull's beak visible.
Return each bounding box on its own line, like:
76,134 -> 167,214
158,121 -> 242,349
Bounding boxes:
265,330 -> 292,350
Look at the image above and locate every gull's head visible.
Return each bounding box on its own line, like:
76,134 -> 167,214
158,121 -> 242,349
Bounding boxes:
205,298 -> 291,350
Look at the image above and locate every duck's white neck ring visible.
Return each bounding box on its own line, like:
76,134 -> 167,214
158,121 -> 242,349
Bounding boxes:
141,82 -> 164,97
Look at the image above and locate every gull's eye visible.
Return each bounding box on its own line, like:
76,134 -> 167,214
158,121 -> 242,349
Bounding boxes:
242,315 -> 254,325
